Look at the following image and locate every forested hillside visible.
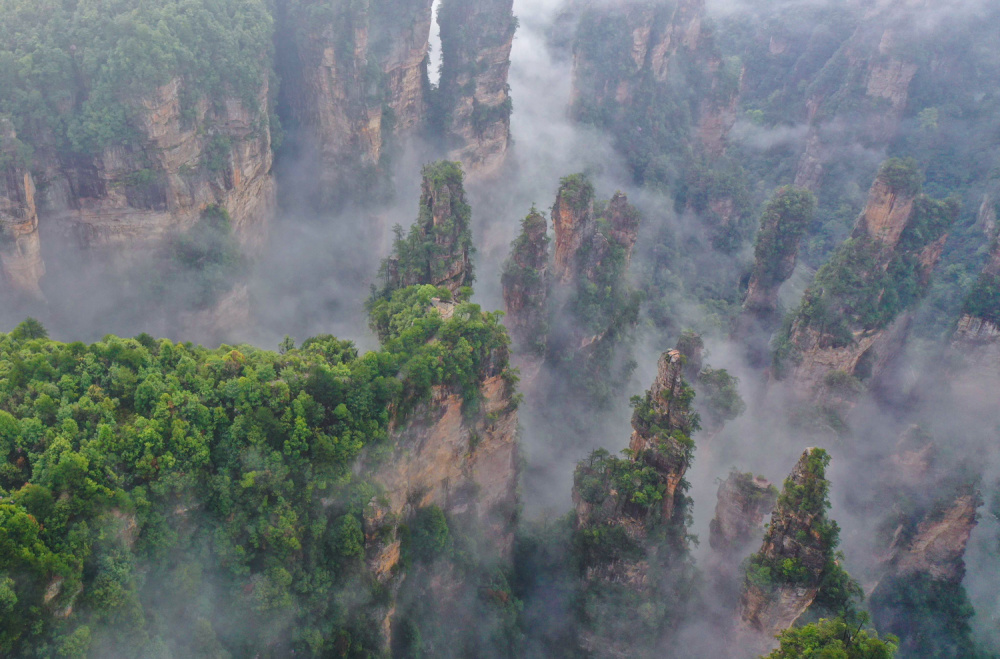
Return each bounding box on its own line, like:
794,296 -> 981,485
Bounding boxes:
2,0 -> 1000,657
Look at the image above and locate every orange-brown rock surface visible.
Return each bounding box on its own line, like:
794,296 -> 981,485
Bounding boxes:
0,123 -> 45,297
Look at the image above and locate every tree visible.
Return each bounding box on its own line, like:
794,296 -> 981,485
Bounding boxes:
762,617 -> 898,659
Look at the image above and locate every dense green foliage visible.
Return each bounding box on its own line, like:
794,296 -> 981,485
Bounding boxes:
0,281 -> 513,657
871,574 -> 983,659
0,0 -> 272,157
366,284 -> 511,413
961,272 -> 1000,326
761,616 -> 898,659
696,367 -> 747,429
377,161 -> 475,298
0,319 -> 397,656
779,162 -> 958,353
745,450 -> 861,617
751,188 -> 817,290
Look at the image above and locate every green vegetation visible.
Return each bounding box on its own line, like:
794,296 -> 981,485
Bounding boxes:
697,368 -> 747,428
871,573 -> 981,659
962,272 -> 1000,326
366,284 -> 511,413
751,188 -> 817,290
745,449 -> 862,617
0,278 -> 512,656
761,616 -> 898,659
781,166 -> 959,351
0,0 -> 272,158
375,161 -> 475,298
877,158 -> 923,198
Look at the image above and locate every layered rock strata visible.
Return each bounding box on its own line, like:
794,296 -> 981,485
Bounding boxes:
0,123 -> 44,297
39,77 -> 274,255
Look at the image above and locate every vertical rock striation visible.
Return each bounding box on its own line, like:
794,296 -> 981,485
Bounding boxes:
775,159 -> 957,398
383,161 -> 474,297
280,0 -> 435,207
438,0 -> 517,176
37,77 -> 274,256
0,122 -> 44,297
501,208 -> 550,357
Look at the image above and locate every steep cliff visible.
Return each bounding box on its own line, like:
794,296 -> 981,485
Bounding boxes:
774,159 -> 958,398
710,471 -> 778,556
380,161 -> 474,296
740,449 -> 851,640
501,208 -> 550,357
500,174 -> 642,403
39,77 -> 274,255
437,0 -> 516,175
570,342 -> 700,656
0,123 -> 44,297
548,176 -> 641,351
279,0 -> 434,206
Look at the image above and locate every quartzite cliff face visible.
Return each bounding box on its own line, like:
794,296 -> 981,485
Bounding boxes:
0,123 -> 44,297
777,160 -> 957,398
279,0 -> 435,206
438,0 -> 517,175
279,0 -> 516,208
40,78 -> 274,255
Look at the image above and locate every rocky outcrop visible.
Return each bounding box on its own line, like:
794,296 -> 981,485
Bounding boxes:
626,350 -> 697,523
438,0 -> 516,175
501,209 -> 550,357
710,471 -> 778,555
742,188 -> 815,320
384,161 -> 474,296
776,160 -> 957,397
735,187 -> 815,364
0,123 -> 44,297
571,0 -> 707,114
570,341 -> 700,656
39,77 -> 274,255
551,178 -> 639,290
883,494 -> 979,583
740,449 -> 835,638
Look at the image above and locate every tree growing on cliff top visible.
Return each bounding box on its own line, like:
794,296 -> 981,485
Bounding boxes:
761,616 -> 898,659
